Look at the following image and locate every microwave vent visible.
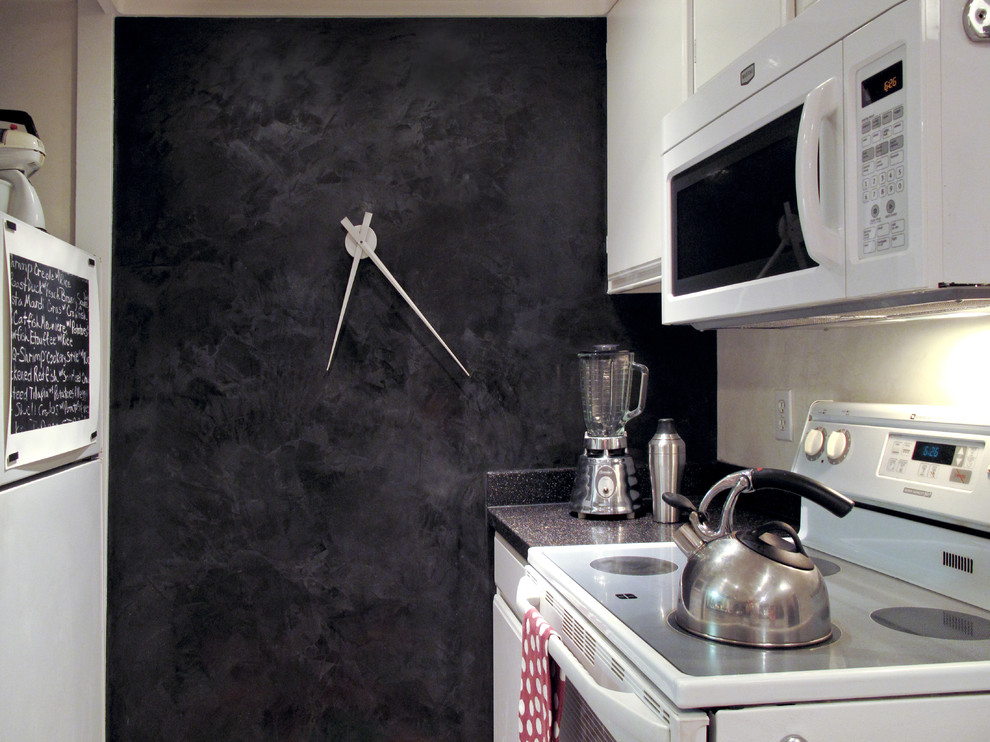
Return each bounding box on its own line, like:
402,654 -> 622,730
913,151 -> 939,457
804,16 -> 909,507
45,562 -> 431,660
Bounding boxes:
692,287 -> 990,330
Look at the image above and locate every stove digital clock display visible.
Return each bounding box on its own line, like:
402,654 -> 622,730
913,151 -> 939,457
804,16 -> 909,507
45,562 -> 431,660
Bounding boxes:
912,440 -> 956,466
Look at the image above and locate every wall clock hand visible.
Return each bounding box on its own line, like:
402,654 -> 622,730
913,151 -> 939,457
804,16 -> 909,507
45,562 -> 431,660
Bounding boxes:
331,213 -> 471,377
326,213 -> 375,371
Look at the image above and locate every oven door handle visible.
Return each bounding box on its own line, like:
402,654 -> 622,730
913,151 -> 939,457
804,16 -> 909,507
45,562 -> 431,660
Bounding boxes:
796,75 -> 843,267
515,574 -> 670,740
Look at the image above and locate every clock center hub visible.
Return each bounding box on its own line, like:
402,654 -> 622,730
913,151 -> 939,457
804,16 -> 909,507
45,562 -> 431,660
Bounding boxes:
344,226 -> 378,259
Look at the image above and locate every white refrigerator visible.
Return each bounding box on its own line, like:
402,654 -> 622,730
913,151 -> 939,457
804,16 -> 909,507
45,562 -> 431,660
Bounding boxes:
0,214 -> 105,741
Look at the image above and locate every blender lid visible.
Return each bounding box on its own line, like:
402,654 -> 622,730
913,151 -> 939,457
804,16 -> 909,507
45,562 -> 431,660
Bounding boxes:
582,343 -> 625,354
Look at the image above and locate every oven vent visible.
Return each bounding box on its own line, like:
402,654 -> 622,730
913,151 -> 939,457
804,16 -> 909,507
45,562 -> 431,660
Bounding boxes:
943,551 -> 974,574
559,607 -> 598,666
642,691 -> 672,724
609,657 -> 625,682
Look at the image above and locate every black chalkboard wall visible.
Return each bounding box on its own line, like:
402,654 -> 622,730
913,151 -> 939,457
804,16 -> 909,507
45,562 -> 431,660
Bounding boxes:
111,17 -> 717,741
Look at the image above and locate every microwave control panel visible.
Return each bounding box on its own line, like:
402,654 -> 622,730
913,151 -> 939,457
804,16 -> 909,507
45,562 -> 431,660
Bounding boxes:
857,49 -> 908,260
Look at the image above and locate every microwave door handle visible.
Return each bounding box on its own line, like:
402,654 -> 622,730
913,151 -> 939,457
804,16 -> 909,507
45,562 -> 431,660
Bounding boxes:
796,76 -> 843,266
515,575 -> 670,739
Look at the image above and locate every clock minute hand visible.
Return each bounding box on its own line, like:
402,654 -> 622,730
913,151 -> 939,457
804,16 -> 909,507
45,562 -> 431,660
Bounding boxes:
341,216 -> 471,378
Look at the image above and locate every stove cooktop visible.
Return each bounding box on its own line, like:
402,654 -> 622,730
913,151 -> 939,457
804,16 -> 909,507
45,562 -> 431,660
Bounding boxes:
528,540 -> 990,708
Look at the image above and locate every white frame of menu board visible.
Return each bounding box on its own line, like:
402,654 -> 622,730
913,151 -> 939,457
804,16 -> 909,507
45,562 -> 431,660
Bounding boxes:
3,218 -> 101,470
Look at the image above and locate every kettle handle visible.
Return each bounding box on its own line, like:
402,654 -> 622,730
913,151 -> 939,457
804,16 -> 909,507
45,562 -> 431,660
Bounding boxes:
697,467 -> 854,540
748,468 -> 854,518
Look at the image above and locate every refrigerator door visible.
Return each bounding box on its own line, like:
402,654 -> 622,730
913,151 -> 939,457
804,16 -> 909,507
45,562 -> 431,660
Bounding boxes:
0,459 -> 104,740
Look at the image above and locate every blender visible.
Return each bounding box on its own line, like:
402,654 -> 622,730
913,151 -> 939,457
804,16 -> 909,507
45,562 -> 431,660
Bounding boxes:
570,345 -> 649,519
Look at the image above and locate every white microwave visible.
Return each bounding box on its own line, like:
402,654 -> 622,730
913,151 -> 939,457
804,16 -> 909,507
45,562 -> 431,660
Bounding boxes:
661,0 -> 990,329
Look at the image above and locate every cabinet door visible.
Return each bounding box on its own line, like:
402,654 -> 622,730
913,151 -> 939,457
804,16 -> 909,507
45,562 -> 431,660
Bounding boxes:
714,693 -> 990,741
492,594 -> 523,742
606,0 -> 692,293
693,0 -> 792,90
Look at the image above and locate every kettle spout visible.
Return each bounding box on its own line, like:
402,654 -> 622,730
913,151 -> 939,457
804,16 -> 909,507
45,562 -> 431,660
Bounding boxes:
660,492 -> 718,556
671,513 -> 709,556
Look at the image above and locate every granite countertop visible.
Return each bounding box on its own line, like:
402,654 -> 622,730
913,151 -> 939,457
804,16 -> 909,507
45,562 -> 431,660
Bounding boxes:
486,465 -> 800,558
489,501 -> 683,556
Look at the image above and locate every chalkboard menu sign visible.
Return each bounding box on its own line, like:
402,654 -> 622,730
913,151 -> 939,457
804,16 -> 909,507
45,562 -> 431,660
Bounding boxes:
4,218 -> 100,470
8,254 -> 90,433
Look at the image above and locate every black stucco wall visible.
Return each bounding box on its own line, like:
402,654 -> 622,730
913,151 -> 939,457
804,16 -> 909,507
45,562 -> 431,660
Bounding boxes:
110,17 -> 716,741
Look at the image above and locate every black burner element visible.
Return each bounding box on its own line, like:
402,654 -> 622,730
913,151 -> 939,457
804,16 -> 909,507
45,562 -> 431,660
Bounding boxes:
812,557 -> 841,577
589,556 -> 678,576
871,607 -> 990,640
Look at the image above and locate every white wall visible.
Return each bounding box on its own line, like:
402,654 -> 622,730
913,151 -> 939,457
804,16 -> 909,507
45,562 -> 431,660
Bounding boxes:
718,315 -> 990,469
0,0 -> 77,244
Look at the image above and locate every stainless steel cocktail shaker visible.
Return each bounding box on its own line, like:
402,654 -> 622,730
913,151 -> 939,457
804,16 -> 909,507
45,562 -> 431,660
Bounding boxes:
649,419 -> 686,523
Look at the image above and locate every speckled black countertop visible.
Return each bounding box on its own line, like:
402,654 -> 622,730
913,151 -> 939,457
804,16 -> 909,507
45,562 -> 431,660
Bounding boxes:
486,465 -> 799,558
489,501 -> 684,556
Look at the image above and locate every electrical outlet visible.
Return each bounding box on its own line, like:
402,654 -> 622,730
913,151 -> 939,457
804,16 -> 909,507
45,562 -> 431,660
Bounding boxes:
774,390 -> 793,442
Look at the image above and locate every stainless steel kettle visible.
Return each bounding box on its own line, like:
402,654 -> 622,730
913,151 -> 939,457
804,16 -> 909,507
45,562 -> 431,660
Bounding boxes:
662,468 -> 854,648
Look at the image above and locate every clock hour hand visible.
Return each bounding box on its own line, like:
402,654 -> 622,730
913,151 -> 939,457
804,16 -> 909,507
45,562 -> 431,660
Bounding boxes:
326,252 -> 361,371
341,215 -> 470,377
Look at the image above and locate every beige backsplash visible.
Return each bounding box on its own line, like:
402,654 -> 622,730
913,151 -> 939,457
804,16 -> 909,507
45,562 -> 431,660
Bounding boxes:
717,314 -> 990,469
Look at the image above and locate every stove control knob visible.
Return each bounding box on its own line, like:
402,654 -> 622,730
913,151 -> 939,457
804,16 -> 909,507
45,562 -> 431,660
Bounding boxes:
826,429 -> 851,464
780,736 -> 808,742
803,427 -> 827,459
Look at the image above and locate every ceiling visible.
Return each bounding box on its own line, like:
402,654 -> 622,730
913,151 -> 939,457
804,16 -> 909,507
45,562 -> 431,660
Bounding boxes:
96,0 -> 618,16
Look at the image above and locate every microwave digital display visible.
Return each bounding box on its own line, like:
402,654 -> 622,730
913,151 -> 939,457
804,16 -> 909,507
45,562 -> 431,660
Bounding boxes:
862,61 -> 903,107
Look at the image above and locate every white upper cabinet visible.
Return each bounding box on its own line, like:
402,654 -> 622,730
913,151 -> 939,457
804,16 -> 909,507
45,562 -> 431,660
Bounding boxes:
693,0 -> 795,91
606,0 -> 692,294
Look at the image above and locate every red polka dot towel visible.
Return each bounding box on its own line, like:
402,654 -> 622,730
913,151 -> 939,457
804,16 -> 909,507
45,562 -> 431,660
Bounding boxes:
518,607 -> 565,742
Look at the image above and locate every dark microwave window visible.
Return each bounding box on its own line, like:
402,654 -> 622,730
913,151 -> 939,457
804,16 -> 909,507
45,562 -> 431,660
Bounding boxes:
671,105 -> 817,296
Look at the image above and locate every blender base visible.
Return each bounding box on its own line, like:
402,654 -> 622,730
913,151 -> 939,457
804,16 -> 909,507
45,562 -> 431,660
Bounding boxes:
569,452 -> 642,519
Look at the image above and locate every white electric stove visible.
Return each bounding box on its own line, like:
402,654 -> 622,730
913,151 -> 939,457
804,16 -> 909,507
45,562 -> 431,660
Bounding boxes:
520,401 -> 990,741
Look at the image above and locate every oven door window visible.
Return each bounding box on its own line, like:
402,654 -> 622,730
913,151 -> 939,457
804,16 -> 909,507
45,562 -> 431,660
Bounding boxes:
670,105 -> 817,296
